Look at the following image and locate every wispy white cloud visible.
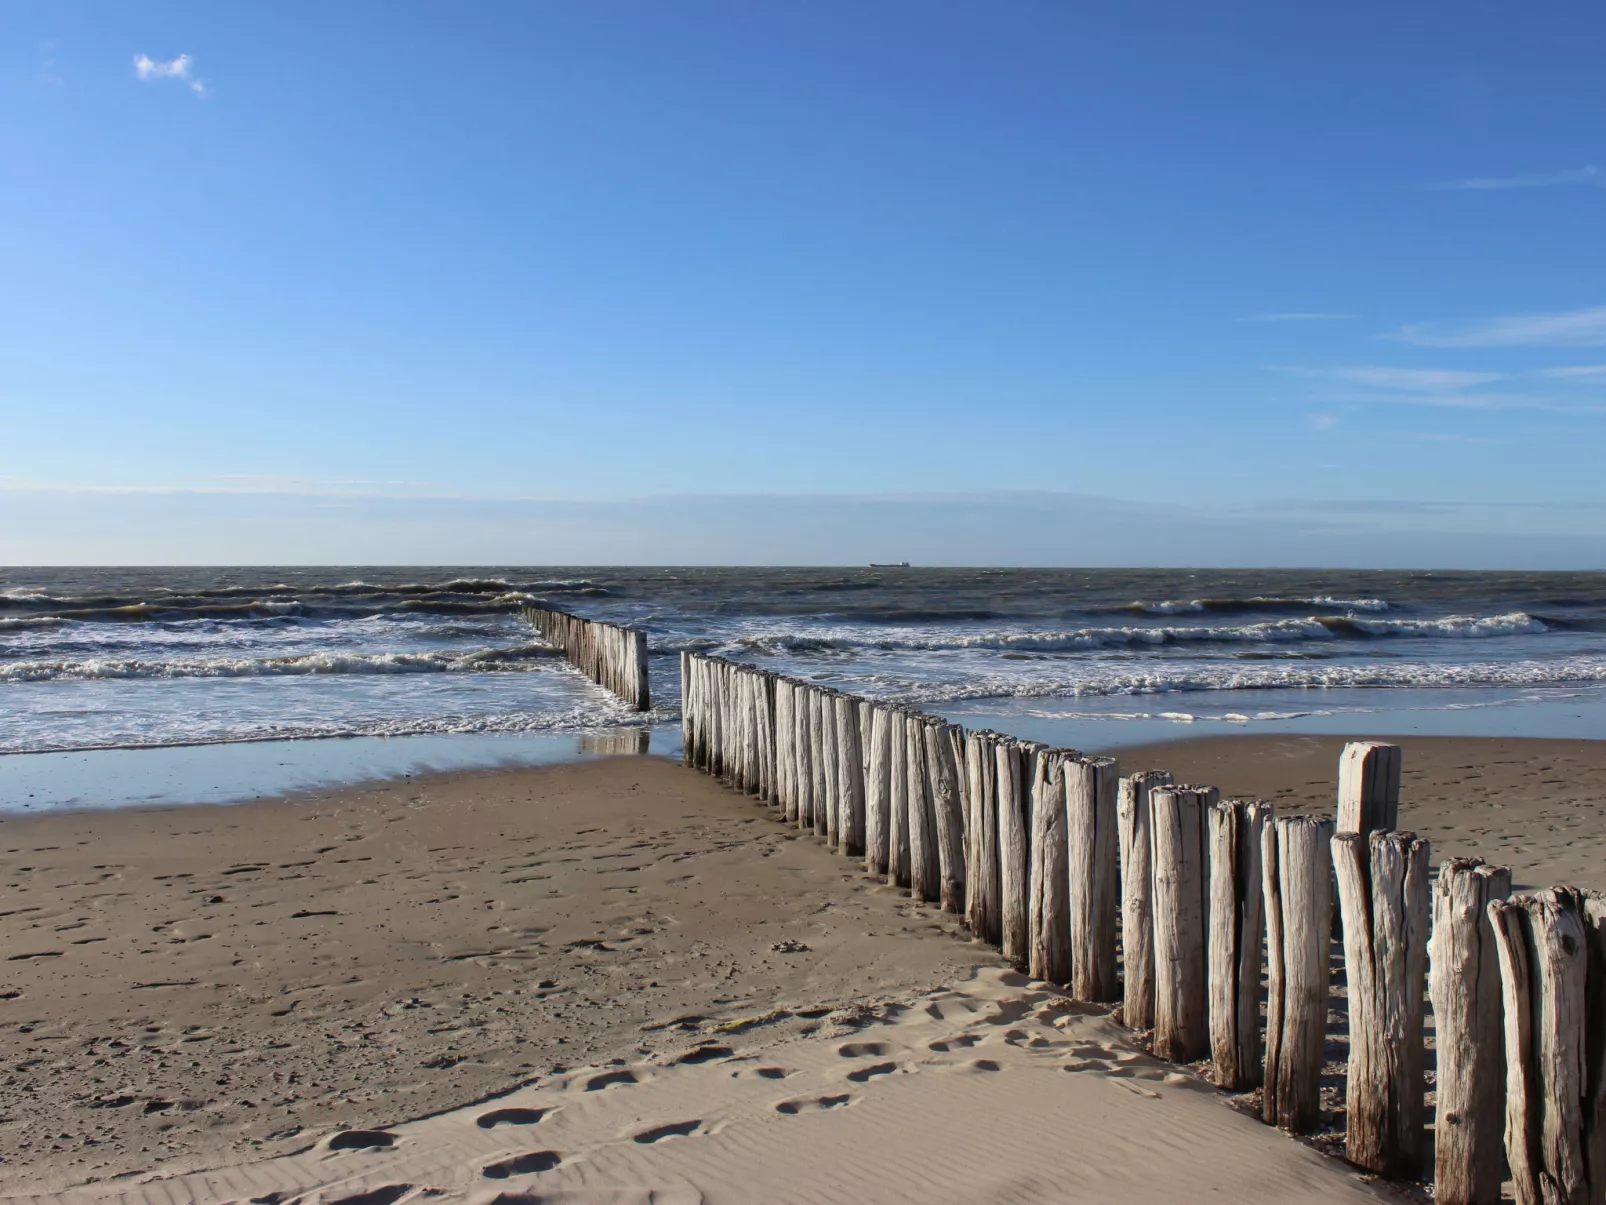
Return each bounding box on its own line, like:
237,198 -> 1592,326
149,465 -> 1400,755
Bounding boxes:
1270,364 -> 1506,392
1307,412 -> 1342,432
1239,312 -> 1356,323
1436,166 -> 1604,191
1539,364 -> 1606,380
1390,305 -> 1606,349
1267,364 -> 1606,414
133,52 -> 206,96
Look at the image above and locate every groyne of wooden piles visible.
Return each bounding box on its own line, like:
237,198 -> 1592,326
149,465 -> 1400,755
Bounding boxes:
680,651 -> 1606,1204
521,604 -> 650,710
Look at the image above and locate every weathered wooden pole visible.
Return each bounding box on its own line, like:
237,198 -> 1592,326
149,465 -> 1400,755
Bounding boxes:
1028,750 -> 1070,984
907,716 -> 940,902
1151,784 -> 1217,1061
1488,888 -> 1606,1205
1065,754 -> 1119,1002
1117,769 -> 1173,1030
864,704 -> 891,876
811,688 -> 831,837
773,678 -> 794,817
964,731 -> 1001,945
835,695 -> 866,857
1337,741 -> 1401,836
1208,798 -> 1272,1091
680,651 -> 693,763
1428,858 -> 1512,1205
924,719 -> 967,915
1262,814 -> 1335,1134
887,710 -> 911,888
817,689 -> 838,842
997,738 -> 1032,964
1333,828 -> 1431,1177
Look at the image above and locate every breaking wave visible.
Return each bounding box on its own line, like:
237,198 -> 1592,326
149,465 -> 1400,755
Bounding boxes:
889,657 -> 1606,705
1101,596 -> 1391,616
0,645 -> 562,683
696,611 -> 1547,655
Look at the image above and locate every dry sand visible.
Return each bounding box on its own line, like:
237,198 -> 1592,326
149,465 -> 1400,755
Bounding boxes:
0,733 -> 1601,1202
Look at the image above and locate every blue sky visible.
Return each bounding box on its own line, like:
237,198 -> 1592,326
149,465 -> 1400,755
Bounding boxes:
3,2 -> 1604,565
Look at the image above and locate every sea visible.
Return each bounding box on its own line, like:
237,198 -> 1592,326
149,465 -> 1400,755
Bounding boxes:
3,566 -> 1604,811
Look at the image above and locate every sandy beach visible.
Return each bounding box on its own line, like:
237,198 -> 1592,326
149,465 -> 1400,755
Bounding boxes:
1,733 -> 1602,1201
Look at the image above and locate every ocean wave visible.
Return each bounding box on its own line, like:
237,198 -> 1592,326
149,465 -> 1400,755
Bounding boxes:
0,578 -> 612,622
1103,595 -> 1390,616
0,645 -> 563,683
888,658 -> 1606,704
0,616 -> 64,632
701,611 -> 1546,655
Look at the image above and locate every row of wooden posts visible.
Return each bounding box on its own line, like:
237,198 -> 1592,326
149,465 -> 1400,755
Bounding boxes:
679,651 -> 1606,1205
521,604 -> 651,710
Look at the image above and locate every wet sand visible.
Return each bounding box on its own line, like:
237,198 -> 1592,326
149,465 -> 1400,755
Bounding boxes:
1,733 -> 1600,1201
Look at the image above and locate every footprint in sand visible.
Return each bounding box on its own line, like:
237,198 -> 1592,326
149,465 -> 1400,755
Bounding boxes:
927,1033 -> 981,1053
835,1041 -> 889,1059
482,1150 -> 563,1178
633,1120 -> 702,1143
477,1107 -> 548,1129
775,1093 -> 853,1114
845,1061 -> 899,1083
675,1044 -> 733,1065
324,1185 -> 414,1205
584,1069 -> 641,1091
325,1129 -> 397,1151
1061,1058 -> 1110,1073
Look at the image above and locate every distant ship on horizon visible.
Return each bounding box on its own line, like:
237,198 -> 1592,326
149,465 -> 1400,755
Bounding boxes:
868,561 -> 911,568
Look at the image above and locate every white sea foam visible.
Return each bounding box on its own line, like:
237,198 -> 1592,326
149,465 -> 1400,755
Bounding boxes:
0,646 -> 561,683
883,657 -> 1606,704
706,611 -> 1547,655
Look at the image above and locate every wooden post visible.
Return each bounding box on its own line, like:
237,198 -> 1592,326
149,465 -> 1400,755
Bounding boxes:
1262,814 -> 1334,1134
708,659 -> 724,778
907,716 -> 939,902
865,705 -> 891,876
1151,784 -> 1217,1061
1333,828 -> 1430,1177
887,710 -> 911,887
774,678 -> 794,818
1208,798 -> 1272,1091
996,739 -> 1033,964
924,719 -> 967,915
836,695 -> 866,857
1337,741 -> 1401,836
819,689 -> 839,843
811,688 -> 831,837
1429,858 -> 1512,1205
1065,754 -> 1120,1003
964,731 -> 1001,945
1489,888 -> 1606,1205
680,651 -> 692,764
1029,751 -> 1070,984
758,671 -> 775,803
1118,769 -> 1173,1030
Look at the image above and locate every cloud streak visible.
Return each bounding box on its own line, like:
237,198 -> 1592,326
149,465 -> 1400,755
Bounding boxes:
133,52 -> 206,96
1437,166 -> 1604,191
1388,305 -> 1606,349
1239,312 -> 1355,323
1270,364 -> 1506,392
1268,364 -> 1606,415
